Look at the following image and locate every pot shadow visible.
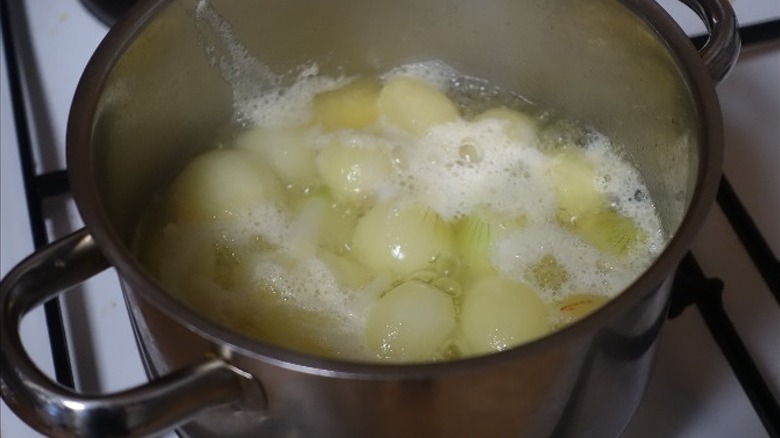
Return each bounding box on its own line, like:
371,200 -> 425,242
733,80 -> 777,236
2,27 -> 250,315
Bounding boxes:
79,0 -> 136,27
622,307 -> 735,437
550,292 -> 668,438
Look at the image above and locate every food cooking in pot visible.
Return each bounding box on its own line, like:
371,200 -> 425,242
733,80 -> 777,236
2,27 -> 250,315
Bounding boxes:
134,62 -> 667,362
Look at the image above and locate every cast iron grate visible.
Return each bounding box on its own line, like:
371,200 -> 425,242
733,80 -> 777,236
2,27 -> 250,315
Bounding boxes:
2,2 -> 779,434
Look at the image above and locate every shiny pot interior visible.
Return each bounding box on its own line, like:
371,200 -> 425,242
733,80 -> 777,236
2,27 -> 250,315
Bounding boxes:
66,0 -> 724,436
84,0 -> 706,242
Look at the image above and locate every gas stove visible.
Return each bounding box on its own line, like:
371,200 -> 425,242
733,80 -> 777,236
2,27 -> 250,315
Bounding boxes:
1,1 -> 778,436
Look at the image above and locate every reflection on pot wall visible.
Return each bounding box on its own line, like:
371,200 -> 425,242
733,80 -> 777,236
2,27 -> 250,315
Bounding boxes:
95,0 -> 698,245
121,267 -> 672,437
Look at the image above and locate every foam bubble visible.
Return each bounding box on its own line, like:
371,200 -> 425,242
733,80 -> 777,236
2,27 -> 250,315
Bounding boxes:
382,60 -> 458,89
583,135 -> 667,254
142,58 -> 669,360
492,220 -> 654,303
244,250 -> 368,355
239,69 -> 349,128
390,118 -> 553,221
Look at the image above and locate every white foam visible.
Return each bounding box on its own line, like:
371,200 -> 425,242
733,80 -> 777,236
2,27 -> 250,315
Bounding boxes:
148,59 -> 668,360
239,69 -> 348,128
390,118 -> 554,222
382,60 -> 458,89
584,136 -> 667,254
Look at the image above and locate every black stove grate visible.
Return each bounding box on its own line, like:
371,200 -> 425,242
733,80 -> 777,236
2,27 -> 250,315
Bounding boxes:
2,2 -> 779,434
1,0 -> 75,389
671,23 -> 780,436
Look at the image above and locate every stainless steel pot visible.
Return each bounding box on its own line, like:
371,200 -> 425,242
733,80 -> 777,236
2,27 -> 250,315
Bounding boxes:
1,0 -> 739,436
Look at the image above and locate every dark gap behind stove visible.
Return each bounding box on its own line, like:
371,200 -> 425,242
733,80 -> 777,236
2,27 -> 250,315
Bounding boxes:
79,0 -> 138,27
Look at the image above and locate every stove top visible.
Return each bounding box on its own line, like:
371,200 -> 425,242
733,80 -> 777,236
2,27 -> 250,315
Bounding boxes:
1,0 -> 778,436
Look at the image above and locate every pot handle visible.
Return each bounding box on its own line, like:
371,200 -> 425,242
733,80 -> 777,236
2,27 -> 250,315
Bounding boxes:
1,228 -> 263,438
678,0 -> 741,83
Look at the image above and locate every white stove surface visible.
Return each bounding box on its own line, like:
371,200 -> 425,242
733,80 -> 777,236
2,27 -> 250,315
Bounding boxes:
2,1 -> 778,436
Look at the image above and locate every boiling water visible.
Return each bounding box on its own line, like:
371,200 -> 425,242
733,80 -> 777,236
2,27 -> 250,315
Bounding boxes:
135,61 -> 666,362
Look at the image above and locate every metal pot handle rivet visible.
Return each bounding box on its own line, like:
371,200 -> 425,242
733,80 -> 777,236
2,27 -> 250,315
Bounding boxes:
0,228 -> 265,438
679,0 -> 741,83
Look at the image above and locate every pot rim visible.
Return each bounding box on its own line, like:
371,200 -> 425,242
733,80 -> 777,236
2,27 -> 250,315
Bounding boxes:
66,0 -> 724,378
